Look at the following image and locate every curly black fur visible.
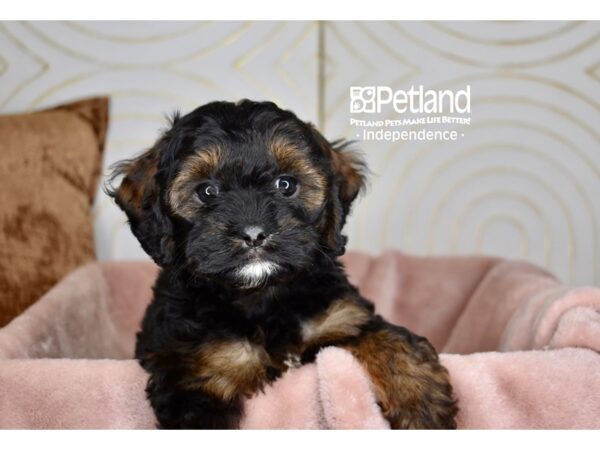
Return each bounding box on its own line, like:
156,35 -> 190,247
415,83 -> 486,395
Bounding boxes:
109,100 -> 457,429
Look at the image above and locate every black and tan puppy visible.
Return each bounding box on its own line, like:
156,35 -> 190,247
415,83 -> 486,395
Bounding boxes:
109,100 -> 457,429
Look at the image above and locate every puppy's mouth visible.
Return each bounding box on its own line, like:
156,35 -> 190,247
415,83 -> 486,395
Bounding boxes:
231,239 -> 288,288
187,227 -> 315,288
235,259 -> 280,289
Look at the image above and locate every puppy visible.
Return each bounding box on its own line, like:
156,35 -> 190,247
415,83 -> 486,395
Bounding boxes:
109,100 -> 458,429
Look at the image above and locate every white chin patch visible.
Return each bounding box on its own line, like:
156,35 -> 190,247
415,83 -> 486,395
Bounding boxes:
236,261 -> 279,288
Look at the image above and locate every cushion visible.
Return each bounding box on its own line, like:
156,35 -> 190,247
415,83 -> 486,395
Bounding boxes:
0,97 -> 109,326
0,251 -> 599,428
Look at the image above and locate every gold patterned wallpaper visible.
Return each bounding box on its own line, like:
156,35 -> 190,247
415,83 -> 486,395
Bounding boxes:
1,21 -> 599,286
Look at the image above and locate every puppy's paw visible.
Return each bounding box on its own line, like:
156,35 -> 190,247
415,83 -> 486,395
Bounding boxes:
382,388 -> 458,429
341,322 -> 458,429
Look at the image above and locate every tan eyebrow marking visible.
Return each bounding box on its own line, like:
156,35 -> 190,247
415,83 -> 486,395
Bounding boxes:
269,136 -> 326,211
168,146 -> 222,219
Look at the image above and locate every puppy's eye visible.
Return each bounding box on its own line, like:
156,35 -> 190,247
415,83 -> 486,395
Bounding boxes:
196,182 -> 219,203
275,176 -> 298,197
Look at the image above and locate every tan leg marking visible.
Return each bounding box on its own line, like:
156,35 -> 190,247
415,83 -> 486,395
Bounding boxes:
183,339 -> 270,401
340,327 -> 457,429
301,299 -> 371,345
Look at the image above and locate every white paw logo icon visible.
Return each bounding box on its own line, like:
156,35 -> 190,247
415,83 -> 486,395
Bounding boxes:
350,87 -> 377,113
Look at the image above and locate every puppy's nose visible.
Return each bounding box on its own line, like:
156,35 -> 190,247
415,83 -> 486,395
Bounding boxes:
242,226 -> 268,248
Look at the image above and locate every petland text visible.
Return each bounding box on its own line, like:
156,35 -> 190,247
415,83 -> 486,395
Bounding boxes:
350,85 -> 471,114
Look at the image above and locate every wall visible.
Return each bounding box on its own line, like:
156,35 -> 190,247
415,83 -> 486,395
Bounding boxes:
1,21 -> 599,285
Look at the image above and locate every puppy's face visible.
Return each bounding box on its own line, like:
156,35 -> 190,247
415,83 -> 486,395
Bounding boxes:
110,100 -> 365,289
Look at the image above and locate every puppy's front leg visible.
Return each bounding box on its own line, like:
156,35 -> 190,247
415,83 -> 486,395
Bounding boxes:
339,321 -> 458,429
301,299 -> 457,429
142,339 -> 272,429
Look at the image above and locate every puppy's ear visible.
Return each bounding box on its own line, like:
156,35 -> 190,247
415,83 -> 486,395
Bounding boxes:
328,139 -> 367,214
309,126 -> 367,256
107,136 -> 175,266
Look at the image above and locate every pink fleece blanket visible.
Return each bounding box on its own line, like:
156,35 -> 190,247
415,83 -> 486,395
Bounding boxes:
0,252 -> 599,429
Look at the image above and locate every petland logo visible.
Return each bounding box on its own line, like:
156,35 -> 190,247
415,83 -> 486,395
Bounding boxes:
350,85 -> 471,114
349,85 -> 472,142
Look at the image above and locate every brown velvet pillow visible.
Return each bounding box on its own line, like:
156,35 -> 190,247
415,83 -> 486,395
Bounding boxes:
0,97 -> 109,326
